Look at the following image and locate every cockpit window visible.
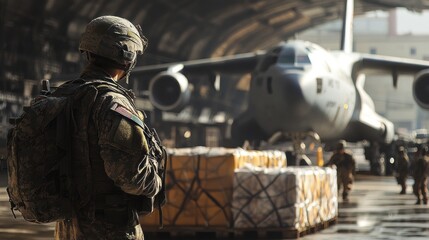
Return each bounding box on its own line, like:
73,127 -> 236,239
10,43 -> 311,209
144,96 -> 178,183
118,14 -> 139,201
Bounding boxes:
257,43 -> 315,72
296,54 -> 311,64
277,46 -> 311,66
277,47 -> 295,64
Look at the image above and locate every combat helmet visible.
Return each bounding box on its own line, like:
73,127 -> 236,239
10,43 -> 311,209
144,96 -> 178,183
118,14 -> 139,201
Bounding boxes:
336,140 -> 347,151
79,15 -> 148,82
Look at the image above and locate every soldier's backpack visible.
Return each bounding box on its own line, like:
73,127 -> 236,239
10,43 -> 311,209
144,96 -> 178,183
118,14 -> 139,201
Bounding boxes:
7,79 -> 168,224
6,79 -> 112,223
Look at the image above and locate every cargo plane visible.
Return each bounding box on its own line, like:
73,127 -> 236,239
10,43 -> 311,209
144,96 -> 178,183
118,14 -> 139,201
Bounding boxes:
132,0 -> 429,174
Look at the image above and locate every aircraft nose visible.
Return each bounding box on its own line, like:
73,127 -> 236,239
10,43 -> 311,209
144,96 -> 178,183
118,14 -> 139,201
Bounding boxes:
280,72 -> 305,105
252,68 -> 314,133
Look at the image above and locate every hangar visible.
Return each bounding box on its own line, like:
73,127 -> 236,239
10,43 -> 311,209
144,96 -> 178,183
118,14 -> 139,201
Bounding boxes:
2,0 -> 429,77
3,2 -> 429,238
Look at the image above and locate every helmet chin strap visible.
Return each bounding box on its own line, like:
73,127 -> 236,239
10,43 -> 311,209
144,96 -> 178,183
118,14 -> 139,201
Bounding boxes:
118,59 -> 137,84
118,71 -> 131,84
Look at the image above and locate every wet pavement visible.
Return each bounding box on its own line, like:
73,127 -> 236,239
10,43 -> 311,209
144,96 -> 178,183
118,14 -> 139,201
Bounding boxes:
1,171 -> 429,239
301,174 -> 429,240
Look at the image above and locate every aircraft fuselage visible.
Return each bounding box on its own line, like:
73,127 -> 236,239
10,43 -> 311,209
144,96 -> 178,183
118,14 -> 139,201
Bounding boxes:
247,41 -> 391,143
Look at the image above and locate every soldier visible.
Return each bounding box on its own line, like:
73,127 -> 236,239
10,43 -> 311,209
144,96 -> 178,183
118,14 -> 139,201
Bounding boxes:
412,145 -> 429,205
325,140 -> 356,202
395,146 -> 409,194
54,16 -> 163,239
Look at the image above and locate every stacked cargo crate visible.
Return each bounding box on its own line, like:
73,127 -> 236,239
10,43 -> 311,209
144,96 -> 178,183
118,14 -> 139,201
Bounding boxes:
232,166 -> 337,230
140,147 -> 337,237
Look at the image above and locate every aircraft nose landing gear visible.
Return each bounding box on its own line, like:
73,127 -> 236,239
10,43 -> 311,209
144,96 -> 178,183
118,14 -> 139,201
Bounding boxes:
267,131 -> 321,166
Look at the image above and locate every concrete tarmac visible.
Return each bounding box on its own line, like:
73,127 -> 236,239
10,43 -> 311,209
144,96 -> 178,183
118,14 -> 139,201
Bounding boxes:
301,174 -> 429,240
0,173 -> 55,240
1,172 -> 429,240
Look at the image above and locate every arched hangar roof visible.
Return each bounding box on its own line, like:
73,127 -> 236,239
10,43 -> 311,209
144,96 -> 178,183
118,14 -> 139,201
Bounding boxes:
2,0 -> 429,78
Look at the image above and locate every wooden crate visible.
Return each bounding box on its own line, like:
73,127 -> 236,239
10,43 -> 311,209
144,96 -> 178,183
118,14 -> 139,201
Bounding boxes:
140,147 -> 287,228
232,166 -> 338,229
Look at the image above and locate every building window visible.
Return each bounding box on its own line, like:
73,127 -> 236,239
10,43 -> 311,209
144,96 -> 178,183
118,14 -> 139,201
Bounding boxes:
410,47 -> 416,56
369,47 -> 377,54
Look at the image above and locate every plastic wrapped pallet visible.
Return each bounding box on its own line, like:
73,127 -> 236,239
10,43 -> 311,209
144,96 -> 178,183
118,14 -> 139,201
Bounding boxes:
140,147 -> 287,228
232,166 -> 337,230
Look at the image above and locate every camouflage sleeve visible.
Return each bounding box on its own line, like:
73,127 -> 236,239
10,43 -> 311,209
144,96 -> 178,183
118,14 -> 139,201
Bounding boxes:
346,153 -> 356,175
94,92 -> 162,197
324,154 -> 336,167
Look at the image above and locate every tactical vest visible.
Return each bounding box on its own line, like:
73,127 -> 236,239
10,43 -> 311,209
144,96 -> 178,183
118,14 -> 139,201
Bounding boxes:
64,79 -> 165,224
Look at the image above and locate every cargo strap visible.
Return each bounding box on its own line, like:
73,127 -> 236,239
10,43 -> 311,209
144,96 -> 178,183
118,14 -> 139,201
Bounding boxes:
168,154 -> 230,227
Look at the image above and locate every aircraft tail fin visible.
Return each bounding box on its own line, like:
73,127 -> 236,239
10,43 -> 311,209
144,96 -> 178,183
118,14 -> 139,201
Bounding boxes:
340,0 -> 354,53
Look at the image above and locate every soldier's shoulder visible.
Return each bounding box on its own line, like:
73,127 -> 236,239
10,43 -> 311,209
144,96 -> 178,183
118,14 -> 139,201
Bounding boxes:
98,88 -> 136,109
344,151 -> 354,158
101,90 -> 131,103
92,87 -> 141,124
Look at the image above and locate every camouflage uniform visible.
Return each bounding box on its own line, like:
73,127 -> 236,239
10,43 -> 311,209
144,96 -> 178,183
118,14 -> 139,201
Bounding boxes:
326,151 -> 356,201
54,65 -> 162,239
412,155 -> 429,205
395,149 -> 409,194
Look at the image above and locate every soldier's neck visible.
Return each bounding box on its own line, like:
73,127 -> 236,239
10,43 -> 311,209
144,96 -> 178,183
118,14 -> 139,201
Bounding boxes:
106,68 -> 125,81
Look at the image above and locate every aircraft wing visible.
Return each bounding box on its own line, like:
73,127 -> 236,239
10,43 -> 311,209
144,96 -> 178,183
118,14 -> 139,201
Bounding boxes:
354,54 -> 429,76
133,51 -> 265,75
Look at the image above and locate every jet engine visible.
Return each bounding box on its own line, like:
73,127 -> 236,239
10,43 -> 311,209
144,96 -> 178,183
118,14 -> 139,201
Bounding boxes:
413,69 -> 429,109
148,71 -> 191,112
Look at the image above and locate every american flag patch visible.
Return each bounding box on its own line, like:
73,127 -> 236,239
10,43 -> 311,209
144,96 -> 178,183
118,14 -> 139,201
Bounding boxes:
110,103 -> 144,129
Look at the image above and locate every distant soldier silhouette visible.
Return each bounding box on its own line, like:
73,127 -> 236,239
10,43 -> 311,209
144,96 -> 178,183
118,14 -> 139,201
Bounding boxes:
395,146 -> 409,194
325,140 -> 356,201
412,145 -> 429,205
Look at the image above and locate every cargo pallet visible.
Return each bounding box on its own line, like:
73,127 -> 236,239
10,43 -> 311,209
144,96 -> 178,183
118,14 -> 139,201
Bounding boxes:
144,217 -> 337,239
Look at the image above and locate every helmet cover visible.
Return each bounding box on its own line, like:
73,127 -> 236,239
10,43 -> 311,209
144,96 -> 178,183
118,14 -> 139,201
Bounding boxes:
79,15 -> 147,66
